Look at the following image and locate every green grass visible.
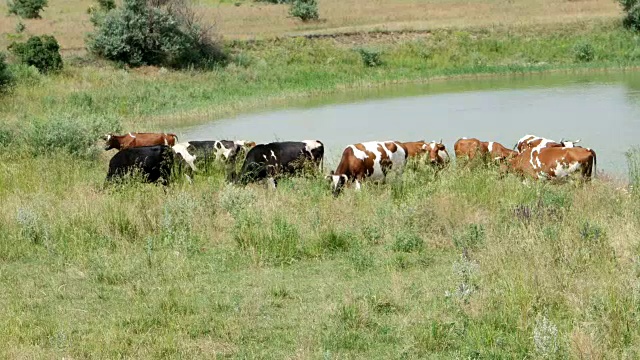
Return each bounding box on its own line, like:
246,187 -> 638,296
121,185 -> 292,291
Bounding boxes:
1,151 -> 639,358
2,15 -> 640,359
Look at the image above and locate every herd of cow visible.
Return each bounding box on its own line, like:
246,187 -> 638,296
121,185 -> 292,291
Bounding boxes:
102,132 -> 597,195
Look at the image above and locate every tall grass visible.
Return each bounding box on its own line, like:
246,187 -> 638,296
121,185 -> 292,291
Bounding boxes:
0,150 -> 638,358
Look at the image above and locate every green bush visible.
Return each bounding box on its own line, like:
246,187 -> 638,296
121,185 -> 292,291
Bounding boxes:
96,0 -> 115,11
0,53 -> 15,94
88,0 -> 226,69
619,0 -> 640,31
7,0 -> 48,19
573,41 -> 595,63
27,115 -> 121,158
392,229 -> 423,253
15,22 -> 25,33
357,48 -> 383,67
289,0 -> 318,21
9,35 -> 63,74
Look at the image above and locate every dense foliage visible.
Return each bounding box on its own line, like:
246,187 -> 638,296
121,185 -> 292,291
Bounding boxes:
619,0 -> 640,31
357,48 -> 384,67
0,53 -> 14,94
7,0 -> 48,19
289,0 -> 318,21
88,0 -> 226,69
96,0 -> 115,11
8,35 -> 63,73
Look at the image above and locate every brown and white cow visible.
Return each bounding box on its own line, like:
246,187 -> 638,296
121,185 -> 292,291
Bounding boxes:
402,140 -> 450,165
507,146 -> 596,180
515,134 -> 580,153
103,132 -> 178,151
328,141 -> 408,196
454,137 -> 516,162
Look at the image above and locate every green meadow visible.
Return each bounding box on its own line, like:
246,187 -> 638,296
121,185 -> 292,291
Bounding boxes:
2,0 -> 640,356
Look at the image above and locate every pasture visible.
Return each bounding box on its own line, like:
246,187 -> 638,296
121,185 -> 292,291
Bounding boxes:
2,0 -> 640,357
1,150 -> 639,358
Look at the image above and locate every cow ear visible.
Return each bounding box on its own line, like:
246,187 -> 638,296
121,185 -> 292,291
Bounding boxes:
330,170 -> 335,175
439,138 -> 443,144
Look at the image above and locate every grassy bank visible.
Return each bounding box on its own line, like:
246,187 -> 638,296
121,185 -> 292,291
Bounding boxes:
2,20 -> 640,139
1,153 -> 639,358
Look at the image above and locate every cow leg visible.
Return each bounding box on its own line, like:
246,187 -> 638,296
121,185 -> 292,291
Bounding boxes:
266,164 -> 279,190
355,179 -> 362,191
184,174 -> 193,184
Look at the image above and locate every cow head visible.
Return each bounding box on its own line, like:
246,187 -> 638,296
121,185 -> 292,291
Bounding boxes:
560,139 -> 580,148
426,140 -> 449,165
103,134 -> 119,151
236,140 -> 257,149
327,171 -> 348,197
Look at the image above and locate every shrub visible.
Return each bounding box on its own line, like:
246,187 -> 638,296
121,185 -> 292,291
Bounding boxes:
0,53 -> 15,94
15,22 -> 25,33
573,41 -> 595,63
88,0 -> 226,69
97,0 -> 115,11
289,0 -> 318,22
392,229 -> 423,253
9,35 -> 63,74
27,115 -> 121,158
7,0 -> 48,19
619,0 -> 640,31
357,48 -> 383,67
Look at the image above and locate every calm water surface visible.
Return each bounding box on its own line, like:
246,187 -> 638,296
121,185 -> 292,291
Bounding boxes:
180,71 -> 640,176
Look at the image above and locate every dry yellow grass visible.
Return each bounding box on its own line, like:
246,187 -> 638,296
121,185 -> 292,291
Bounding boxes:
0,0 -> 621,51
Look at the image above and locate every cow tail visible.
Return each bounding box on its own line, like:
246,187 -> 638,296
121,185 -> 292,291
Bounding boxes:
591,149 -> 597,179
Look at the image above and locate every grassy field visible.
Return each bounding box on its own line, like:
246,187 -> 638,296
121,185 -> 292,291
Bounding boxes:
0,0 -> 621,50
2,0 -> 640,358
1,154 -> 639,358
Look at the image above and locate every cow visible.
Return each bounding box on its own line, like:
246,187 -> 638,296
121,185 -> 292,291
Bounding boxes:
515,134 -> 580,153
454,137 -> 516,162
328,141 -> 408,196
236,140 -> 324,187
103,132 -> 178,151
401,140 -> 450,165
186,140 -> 257,163
507,146 -> 596,181
105,145 -> 175,186
171,143 -> 199,183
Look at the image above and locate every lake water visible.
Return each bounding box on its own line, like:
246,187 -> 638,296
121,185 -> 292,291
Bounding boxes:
179,71 -> 640,176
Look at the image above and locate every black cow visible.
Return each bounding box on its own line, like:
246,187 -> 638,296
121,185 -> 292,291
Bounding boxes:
105,145 -> 174,186
236,140 -> 324,187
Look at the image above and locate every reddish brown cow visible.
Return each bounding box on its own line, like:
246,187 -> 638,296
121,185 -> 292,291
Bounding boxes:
507,146 -> 596,180
328,141 -> 408,196
103,132 -> 178,151
401,140 -> 450,165
454,138 -> 516,162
